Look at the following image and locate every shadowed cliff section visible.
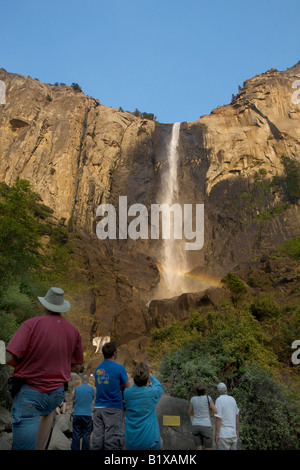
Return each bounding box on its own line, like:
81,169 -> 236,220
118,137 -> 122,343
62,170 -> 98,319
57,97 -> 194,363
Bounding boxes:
0,63 -> 299,367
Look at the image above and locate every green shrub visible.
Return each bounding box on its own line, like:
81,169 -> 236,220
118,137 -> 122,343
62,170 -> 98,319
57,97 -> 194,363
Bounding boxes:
159,339 -> 220,399
0,179 -> 43,285
49,226 -> 69,245
205,307 -> 278,372
0,283 -> 37,324
275,237 -> 300,259
0,310 -> 18,344
221,272 -> 247,305
281,156 -> 300,203
71,82 -> 82,92
250,294 -> 282,321
233,363 -> 300,450
272,303 -> 300,363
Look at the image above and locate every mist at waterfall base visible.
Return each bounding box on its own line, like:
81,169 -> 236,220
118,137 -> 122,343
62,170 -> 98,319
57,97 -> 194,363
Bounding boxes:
152,123 -> 208,300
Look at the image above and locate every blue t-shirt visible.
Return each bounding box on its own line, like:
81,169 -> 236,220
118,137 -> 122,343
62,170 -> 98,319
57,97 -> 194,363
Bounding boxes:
124,375 -> 163,450
94,360 -> 129,409
73,383 -> 95,416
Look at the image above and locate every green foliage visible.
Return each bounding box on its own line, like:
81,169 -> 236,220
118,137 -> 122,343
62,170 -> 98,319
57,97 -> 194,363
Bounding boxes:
221,272 -> 247,294
159,340 -> 219,399
205,307 -> 278,372
49,226 -> 69,245
71,82 -> 82,92
150,305 -> 278,388
226,164 -> 296,227
148,320 -> 199,363
272,303 -> 300,363
0,178 -> 74,339
232,363 -> 300,450
0,179 -> 43,285
0,179 -> 86,408
0,283 -> 36,324
150,238 -> 300,450
133,108 -> 157,120
275,237 -> 300,259
0,311 -> 18,344
221,272 -> 247,305
250,294 -> 282,321
281,156 -> 300,203
256,203 -> 290,221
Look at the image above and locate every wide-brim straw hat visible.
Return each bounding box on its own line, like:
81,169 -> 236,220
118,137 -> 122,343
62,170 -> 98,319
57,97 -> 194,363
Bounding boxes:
38,287 -> 70,313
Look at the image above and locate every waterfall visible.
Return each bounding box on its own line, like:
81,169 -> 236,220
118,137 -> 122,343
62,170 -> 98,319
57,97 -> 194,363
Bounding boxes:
155,122 -> 190,298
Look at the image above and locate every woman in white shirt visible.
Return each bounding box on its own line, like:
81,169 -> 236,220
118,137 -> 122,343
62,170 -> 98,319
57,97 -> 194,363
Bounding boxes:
189,383 -> 218,450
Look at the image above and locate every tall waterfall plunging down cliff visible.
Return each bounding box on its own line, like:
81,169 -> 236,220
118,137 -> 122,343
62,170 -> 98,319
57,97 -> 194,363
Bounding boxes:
154,122 -> 191,299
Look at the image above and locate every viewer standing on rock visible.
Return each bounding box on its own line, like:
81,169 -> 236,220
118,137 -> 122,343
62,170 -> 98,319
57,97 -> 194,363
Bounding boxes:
92,341 -> 130,450
71,374 -> 95,450
189,383 -> 218,450
124,362 -> 163,450
214,382 -> 239,450
5,287 -> 84,450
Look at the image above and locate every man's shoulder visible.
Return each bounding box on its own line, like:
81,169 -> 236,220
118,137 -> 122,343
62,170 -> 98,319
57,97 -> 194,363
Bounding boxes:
97,360 -> 126,370
218,394 -> 237,403
19,315 -> 45,330
24,315 -> 44,324
77,383 -> 94,391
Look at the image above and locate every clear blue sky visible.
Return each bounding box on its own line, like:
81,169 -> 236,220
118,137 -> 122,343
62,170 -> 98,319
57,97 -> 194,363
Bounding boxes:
0,0 -> 299,124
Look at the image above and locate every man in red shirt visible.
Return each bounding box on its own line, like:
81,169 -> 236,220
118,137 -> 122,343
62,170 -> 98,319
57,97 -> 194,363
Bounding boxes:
6,287 -> 84,450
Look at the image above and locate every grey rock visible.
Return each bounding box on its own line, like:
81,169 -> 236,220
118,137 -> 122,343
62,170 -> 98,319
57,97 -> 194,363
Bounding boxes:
156,395 -> 195,450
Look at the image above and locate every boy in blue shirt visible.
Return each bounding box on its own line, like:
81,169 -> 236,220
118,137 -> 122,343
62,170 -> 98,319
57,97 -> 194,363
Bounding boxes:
71,375 -> 95,450
92,341 -> 130,450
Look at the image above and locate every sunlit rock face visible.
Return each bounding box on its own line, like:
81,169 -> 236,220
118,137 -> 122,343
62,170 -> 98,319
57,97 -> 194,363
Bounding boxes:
0,63 -> 299,367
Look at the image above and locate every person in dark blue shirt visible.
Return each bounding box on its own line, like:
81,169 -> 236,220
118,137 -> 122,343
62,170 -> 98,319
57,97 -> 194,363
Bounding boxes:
71,375 -> 95,450
92,341 -> 130,450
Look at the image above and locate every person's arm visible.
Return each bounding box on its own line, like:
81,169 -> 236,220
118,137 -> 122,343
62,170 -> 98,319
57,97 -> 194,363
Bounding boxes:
209,400 -> 218,414
123,379 -> 131,389
236,413 -> 239,439
71,363 -> 84,373
149,375 -> 162,388
215,417 -> 222,444
120,370 -> 132,393
71,332 -> 84,373
148,375 -> 163,402
5,350 -> 20,368
189,404 -> 194,416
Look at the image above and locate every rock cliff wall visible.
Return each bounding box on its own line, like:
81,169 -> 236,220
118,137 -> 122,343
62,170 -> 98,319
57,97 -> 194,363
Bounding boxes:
0,63 -> 299,367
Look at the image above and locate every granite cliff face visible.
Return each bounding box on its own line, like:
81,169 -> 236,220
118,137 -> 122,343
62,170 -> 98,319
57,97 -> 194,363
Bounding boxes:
0,63 -> 299,368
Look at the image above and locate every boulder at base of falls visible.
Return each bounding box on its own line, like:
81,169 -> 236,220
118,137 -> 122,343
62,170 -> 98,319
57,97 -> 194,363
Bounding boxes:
148,286 -> 228,328
156,395 -> 197,450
